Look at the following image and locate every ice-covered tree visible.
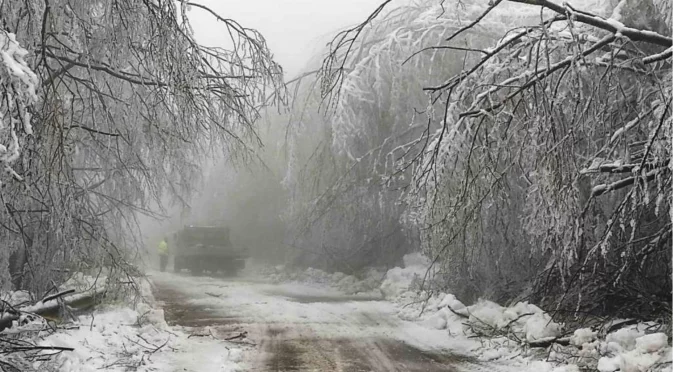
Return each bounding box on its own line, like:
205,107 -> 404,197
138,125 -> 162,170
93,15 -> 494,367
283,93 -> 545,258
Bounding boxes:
286,1 -> 537,273
0,0 -> 282,294
320,0 -> 671,316
0,31 -> 38,177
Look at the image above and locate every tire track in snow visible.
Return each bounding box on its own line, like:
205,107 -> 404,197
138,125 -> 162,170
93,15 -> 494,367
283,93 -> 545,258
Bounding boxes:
150,272 -> 483,371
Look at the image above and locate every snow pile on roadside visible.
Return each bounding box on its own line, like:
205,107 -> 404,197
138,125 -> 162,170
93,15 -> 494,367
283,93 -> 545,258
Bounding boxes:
396,291 -> 563,346
35,279 -> 244,372
570,324 -> 670,372
381,253 -> 673,371
380,253 -> 431,298
257,253 -> 429,297
542,324 -> 672,372
263,265 -> 385,296
36,304 -> 167,372
380,253 -> 562,343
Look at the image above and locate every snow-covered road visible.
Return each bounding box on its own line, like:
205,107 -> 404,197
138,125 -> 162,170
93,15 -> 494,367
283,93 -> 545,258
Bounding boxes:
149,271 -> 494,372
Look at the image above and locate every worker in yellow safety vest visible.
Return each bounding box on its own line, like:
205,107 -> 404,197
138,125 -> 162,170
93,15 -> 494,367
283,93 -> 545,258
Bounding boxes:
158,237 -> 169,272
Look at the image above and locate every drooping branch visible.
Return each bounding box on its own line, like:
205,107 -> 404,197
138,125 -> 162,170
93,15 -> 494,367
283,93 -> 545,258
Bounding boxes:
316,0 -> 671,317
508,0 -> 672,47
0,0 -> 283,299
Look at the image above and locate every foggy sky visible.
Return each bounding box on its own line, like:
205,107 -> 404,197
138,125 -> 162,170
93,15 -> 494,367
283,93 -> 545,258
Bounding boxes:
187,0 -> 384,79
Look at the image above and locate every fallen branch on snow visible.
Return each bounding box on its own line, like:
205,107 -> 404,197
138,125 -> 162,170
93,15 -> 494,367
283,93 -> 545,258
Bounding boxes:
224,331 -> 248,341
527,336 -> 571,348
0,288 -> 107,331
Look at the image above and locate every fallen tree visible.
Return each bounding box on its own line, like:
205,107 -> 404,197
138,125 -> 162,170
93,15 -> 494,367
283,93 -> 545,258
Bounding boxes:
0,288 -> 107,332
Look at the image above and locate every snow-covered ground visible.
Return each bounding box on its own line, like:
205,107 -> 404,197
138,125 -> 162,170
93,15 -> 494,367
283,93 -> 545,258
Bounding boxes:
147,268 -> 602,371
4,256 -> 668,371
151,271 -> 464,351
31,279 -> 245,372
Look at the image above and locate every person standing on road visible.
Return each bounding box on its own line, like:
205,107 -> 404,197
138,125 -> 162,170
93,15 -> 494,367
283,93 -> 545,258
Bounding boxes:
158,237 -> 169,272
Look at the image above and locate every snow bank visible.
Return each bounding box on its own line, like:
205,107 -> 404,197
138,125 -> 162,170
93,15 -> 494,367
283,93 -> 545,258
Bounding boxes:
378,253 -> 563,344
521,312 -> 562,342
420,306 -> 467,334
570,328 -> 597,346
606,325 -> 648,352
447,303 -> 669,371
378,254 -> 672,372
636,333 -> 668,353
596,325 -> 670,372
34,278 -> 243,372
259,252 -> 427,298
263,264 -> 384,296
422,297 -> 563,343
380,253 -> 430,298
37,306 -> 161,372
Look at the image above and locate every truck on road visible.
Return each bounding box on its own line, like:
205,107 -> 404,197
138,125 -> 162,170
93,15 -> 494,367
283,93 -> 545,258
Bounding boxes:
173,226 -> 247,275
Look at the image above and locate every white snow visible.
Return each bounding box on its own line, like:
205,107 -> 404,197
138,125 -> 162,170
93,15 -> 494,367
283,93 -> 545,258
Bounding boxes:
596,326 -> 671,372
153,268 -> 594,372
380,252 -> 431,298
522,312 -> 562,342
606,325 -> 647,351
96,259 -> 670,372
376,254 -> 564,344
618,350 -> 664,372
2,289 -> 31,306
263,264 -> 384,296
362,254 -> 670,372
25,258 -> 661,372
0,31 -> 38,103
438,293 -> 467,313
254,256 -> 575,370
598,354 -> 622,372
34,279 -> 244,372
469,299 -> 508,327
636,333 -> 668,353
421,308 -> 449,329
570,328 -> 597,346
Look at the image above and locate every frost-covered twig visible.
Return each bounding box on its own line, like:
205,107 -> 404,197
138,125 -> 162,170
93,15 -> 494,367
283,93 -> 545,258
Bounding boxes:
509,0 -> 672,46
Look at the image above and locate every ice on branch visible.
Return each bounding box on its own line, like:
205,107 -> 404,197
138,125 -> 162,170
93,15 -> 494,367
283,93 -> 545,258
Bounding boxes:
0,31 -> 38,176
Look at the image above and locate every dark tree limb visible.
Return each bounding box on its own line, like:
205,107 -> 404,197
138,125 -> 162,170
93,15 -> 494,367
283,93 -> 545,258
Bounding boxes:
508,0 -> 673,47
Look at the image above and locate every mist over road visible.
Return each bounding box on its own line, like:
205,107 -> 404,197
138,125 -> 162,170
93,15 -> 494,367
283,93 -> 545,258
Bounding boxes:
149,271 -> 491,372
